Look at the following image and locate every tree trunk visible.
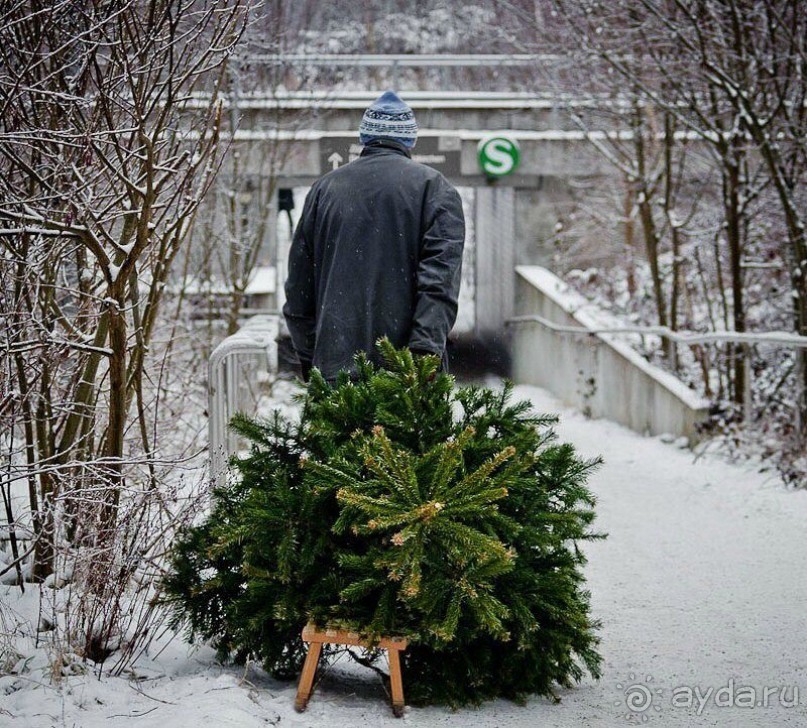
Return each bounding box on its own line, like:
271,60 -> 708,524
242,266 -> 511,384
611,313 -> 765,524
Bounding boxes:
664,112 -> 680,368
632,104 -> 668,330
723,143 -> 745,409
623,175 -> 637,297
102,288 -> 128,528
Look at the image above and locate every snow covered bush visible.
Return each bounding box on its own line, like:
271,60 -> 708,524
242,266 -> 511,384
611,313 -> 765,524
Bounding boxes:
163,341 -> 605,706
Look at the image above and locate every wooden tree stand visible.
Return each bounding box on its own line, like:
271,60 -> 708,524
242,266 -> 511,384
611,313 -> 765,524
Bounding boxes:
295,623 -> 409,718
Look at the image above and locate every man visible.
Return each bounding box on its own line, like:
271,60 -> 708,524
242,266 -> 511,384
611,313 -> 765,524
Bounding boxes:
283,90 -> 465,382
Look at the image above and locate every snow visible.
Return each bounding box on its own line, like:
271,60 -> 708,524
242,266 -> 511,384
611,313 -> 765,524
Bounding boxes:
216,128 -> 704,143
215,97 -> 568,111
244,266 -> 278,296
176,266 -> 277,296
3,382 -> 806,726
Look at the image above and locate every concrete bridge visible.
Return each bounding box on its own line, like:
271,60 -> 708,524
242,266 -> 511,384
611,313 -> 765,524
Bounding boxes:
204,89 -> 615,340
212,90 -> 613,184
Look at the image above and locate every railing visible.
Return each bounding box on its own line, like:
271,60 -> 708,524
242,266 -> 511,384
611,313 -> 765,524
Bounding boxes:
508,311 -> 807,431
510,266 -> 807,441
208,315 -> 279,487
249,53 -> 550,89
250,53 -> 549,66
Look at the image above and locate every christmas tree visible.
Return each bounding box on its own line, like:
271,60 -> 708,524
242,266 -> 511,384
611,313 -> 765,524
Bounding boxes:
163,340 -> 605,705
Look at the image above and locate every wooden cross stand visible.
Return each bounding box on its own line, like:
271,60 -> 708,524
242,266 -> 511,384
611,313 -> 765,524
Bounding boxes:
295,623 -> 409,718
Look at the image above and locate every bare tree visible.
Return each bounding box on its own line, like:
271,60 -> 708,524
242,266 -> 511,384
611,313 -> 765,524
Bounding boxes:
545,0 -> 806,453
0,0 -> 248,665
196,57 -> 311,337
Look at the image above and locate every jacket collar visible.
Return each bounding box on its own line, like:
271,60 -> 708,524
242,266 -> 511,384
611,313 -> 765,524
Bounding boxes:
360,138 -> 412,159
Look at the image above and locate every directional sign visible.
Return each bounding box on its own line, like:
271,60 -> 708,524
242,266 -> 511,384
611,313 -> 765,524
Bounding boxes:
319,136 -> 461,177
477,135 -> 521,178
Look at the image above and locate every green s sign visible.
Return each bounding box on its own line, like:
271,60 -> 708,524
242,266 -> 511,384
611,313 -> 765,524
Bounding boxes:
477,136 -> 521,178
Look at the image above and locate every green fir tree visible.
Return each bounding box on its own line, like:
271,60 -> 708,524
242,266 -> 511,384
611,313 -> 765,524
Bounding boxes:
162,339 -> 605,705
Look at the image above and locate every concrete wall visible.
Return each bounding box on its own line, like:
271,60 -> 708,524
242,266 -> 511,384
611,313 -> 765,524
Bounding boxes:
475,187 -> 515,335
514,177 -> 577,268
511,266 -> 710,441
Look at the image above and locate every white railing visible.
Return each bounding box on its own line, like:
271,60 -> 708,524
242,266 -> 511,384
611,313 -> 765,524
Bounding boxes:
208,315 -> 279,487
509,266 -> 807,440
508,313 -> 807,349
249,53 -> 549,67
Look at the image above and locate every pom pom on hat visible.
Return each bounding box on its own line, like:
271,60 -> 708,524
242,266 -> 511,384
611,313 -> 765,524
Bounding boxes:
359,90 -> 418,149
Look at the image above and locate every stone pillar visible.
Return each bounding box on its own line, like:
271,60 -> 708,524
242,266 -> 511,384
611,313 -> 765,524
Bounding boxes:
474,186 -> 516,336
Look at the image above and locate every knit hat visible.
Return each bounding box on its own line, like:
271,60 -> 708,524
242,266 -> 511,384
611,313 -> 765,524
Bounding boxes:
359,90 -> 418,149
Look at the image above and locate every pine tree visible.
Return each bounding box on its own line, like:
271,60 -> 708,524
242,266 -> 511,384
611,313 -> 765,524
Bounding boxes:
163,340 -> 605,705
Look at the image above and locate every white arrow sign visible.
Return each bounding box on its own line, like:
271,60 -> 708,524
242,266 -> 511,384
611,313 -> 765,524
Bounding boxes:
327,152 -> 343,170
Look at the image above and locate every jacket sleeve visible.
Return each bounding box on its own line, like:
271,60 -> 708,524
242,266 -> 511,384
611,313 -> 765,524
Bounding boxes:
282,186 -> 318,365
408,179 -> 465,355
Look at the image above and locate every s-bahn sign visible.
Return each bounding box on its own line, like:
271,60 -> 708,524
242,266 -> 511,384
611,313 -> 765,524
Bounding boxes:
477,135 -> 521,178
319,135 -> 461,177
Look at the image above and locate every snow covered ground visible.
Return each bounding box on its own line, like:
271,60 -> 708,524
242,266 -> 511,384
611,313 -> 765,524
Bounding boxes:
2,382 -> 806,727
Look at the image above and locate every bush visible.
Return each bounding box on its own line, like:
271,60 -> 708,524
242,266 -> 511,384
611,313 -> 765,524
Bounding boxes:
162,340 -> 605,705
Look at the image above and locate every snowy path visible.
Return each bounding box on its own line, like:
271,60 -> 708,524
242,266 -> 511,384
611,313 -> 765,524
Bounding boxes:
4,383 -> 807,727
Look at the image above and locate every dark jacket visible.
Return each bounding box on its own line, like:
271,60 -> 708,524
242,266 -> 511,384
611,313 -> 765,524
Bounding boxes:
283,138 -> 465,381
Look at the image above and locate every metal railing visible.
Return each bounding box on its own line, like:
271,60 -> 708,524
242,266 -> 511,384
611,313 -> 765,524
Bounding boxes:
251,53 -> 550,66
208,315 -> 279,487
249,53 -> 551,88
506,313 -> 807,347
507,313 -> 807,428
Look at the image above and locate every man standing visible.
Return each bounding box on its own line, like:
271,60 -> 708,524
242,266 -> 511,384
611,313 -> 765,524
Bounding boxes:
283,90 -> 465,382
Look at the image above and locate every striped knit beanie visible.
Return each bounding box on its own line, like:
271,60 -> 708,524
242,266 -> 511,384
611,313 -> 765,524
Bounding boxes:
359,90 -> 418,149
